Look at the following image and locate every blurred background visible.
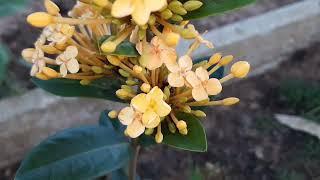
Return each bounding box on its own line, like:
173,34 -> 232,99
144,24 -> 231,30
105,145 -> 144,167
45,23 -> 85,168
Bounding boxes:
1,0 -> 320,179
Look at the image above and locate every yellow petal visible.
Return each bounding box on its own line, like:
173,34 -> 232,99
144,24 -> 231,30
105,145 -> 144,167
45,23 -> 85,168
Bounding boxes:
142,110 -> 160,128
168,72 -> 184,87
132,0 -> 150,25
66,58 -> 80,73
166,63 -> 180,73
145,0 -> 167,12
147,86 -> 163,101
131,93 -> 148,113
160,47 -> 177,65
60,63 -> 68,77
154,100 -> 171,117
205,78 -> 222,95
118,107 -> 135,125
30,64 -> 39,76
185,71 -> 201,87
126,118 -> 145,138
195,67 -> 209,82
178,55 -> 193,71
192,85 -> 208,101
65,46 -> 78,59
111,0 -> 134,18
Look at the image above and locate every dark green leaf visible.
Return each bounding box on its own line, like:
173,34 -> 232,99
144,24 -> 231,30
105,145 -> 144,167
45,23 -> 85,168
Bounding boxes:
16,126 -> 131,180
183,0 -> 255,20
111,168 -> 141,180
98,35 -> 139,57
163,112 -> 207,152
0,42 -> 10,83
0,0 -> 27,17
32,77 -> 123,101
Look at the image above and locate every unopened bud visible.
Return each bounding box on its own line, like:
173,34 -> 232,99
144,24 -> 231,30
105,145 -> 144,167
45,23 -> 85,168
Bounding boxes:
192,110 -> 206,118
44,0 -> 60,15
41,45 -> 60,54
209,53 -> 222,65
133,65 -> 143,74
119,69 -> 130,77
161,9 -> 173,20
223,97 -> 240,106
179,128 -> 188,135
27,12 -> 53,28
148,15 -> 156,26
180,29 -> 197,39
21,48 -> 35,62
230,61 -> 250,78
171,14 -> 183,22
176,120 -> 187,130
35,72 -> 49,80
140,83 -> 151,93
180,105 -> 191,113
183,1 -> 203,11
168,121 -> 176,133
155,132 -> 163,143
80,79 -> 91,86
42,67 -> 59,78
92,66 -> 104,74
101,41 -> 117,53
170,6 -> 187,15
108,110 -> 118,119
126,79 -> 137,86
107,55 -> 121,66
145,128 -> 154,135
116,89 -> 128,99
93,0 -> 109,7
219,55 -> 233,66
168,1 -> 183,10
121,85 -> 134,93
163,32 -> 180,47
164,86 -> 171,98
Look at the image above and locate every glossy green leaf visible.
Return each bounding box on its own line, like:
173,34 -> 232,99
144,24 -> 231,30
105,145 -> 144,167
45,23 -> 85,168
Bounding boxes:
15,126 -> 131,180
0,43 -> 10,83
32,77 -> 123,101
0,0 -> 27,17
98,35 -> 139,57
163,112 -> 207,152
183,0 -> 255,20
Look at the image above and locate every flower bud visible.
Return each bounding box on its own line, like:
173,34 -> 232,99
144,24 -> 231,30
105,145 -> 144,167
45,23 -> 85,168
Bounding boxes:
155,132 -> 163,143
209,53 -> 222,65
126,79 -> 137,86
183,1 -> 203,11
168,1 -> 183,10
176,120 -> 187,130
180,28 -> 197,39
107,55 -> 121,66
231,61 -> 250,78
219,55 -> 233,66
44,0 -> 60,15
41,45 -> 60,54
164,86 -> 171,98
170,6 -> 187,15
80,79 -> 91,86
163,32 -> 180,47
222,97 -> 240,106
171,14 -> 183,22
35,72 -> 49,80
101,41 -> 117,53
42,67 -> 59,78
27,12 -> 53,28
140,83 -> 151,93
145,128 -> 154,135
21,48 -> 35,62
92,66 -> 104,74
192,110 -> 206,118
93,0 -> 109,7
119,69 -> 130,77
168,121 -> 176,133
180,105 -> 191,113
160,9 -> 173,20
179,128 -> 188,135
148,15 -> 156,26
121,85 -> 135,93
116,89 -> 128,99
108,110 -> 118,119
133,65 -> 143,74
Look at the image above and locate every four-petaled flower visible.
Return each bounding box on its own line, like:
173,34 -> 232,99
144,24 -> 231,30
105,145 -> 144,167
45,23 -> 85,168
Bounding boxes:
56,46 -> 80,77
111,0 -> 167,25
27,48 -> 46,76
186,67 -> 222,101
43,24 -> 75,45
167,55 -> 193,87
118,86 -> 171,138
136,36 -> 177,70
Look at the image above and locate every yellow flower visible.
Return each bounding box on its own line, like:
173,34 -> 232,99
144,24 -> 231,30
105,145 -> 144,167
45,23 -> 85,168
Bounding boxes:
56,46 -> 80,77
167,55 -> 193,87
111,0 -> 167,25
25,48 -> 46,76
43,24 -> 75,45
186,67 -> 222,101
136,36 -> 177,70
118,87 -> 171,138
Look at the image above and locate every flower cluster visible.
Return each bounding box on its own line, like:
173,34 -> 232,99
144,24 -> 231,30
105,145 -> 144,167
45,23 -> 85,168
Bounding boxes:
23,0 -> 250,143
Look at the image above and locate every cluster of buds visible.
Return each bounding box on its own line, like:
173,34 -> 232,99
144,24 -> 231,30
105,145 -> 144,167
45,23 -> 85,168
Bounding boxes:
23,0 -> 250,143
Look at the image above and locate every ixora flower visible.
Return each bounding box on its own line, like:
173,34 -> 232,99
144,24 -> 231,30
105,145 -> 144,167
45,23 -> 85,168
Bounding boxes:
111,0 -> 167,25
136,36 -> 177,70
186,67 -> 222,101
43,24 -> 75,45
167,55 -> 193,87
56,46 -> 80,77
24,48 -> 46,76
118,87 -> 171,138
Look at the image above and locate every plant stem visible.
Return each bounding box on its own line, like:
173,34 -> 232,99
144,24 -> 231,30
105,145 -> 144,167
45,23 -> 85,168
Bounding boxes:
129,139 -> 140,180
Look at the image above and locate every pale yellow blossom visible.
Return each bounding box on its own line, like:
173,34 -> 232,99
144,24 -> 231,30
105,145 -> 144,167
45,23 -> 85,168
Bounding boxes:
186,67 -> 222,101
43,24 -> 75,45
167,55 -> 193,87
111,0 -> 167,25
136,36 -> 177,70
56,46 -> 80,77
25,48 -> 46,76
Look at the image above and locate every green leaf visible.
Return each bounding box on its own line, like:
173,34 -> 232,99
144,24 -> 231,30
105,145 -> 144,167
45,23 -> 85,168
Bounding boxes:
162,112 -> 207,152
183,0 -> 255,20
15,126 -> 131,180
98,35 -> 139,57
0,0 -> 27,17
191,167 -> 205,180
0,42 -> 10,83
32,77 -> 123,101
